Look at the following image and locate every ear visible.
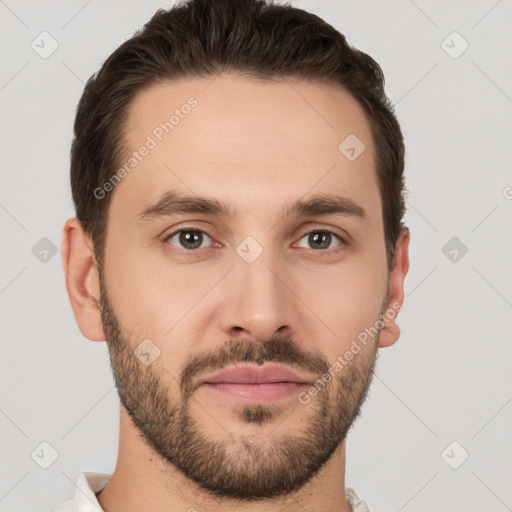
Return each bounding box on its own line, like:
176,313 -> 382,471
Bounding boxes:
61,218 -> 106,341
378,227 -> 410,348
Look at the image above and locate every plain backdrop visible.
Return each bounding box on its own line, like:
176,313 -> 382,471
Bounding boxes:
1,1 -> 511,511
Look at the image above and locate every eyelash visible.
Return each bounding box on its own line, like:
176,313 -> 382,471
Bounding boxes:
163,226 -> 346,254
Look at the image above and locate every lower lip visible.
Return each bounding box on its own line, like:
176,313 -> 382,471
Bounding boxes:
203,382 -> 309,404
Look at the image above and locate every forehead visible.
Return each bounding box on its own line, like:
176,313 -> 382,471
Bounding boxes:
111,73 -> 381,225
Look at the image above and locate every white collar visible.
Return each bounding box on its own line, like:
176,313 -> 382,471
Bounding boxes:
74,472 -> 111,511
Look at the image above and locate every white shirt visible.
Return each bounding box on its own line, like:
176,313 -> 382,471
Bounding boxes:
52,472 -> 371,512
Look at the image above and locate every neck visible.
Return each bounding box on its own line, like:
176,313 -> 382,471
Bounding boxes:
96,410 -> 352,512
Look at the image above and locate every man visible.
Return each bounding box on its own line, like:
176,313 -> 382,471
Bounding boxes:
56,0 -> 410,510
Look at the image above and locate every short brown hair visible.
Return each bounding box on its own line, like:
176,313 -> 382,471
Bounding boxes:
70,0 -> 407,272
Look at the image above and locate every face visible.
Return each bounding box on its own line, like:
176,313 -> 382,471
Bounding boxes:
97,73 -> 393,500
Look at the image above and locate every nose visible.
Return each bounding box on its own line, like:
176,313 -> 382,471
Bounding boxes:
217,245 -> 299,343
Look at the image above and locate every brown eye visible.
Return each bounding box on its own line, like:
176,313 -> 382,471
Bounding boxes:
165,229 -> 211,251
296,230 -> 343,251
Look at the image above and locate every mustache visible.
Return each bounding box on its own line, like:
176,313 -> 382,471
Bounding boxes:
179,336 -> 329,396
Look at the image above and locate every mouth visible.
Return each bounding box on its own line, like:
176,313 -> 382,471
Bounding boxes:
199,363 -> 313,404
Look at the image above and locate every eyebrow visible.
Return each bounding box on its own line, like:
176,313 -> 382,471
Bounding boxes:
136,190 -> 368,223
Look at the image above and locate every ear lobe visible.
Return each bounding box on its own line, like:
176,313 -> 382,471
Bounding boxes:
378,227 -> 410,348
61,218 -> 106,342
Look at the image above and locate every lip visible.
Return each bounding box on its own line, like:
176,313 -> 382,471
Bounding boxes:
199,364 -> 313,404
201,363 -> 312,385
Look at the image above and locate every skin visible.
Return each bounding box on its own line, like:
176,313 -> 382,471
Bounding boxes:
61,73 -> 410,512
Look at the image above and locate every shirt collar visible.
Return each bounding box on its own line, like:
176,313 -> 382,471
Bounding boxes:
74,472 -> 111,512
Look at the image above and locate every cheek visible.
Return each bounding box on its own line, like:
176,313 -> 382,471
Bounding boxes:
303,258 -> 386,349
104,241 -> 214,336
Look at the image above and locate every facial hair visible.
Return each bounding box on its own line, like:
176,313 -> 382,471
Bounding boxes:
98,271 -> 381,501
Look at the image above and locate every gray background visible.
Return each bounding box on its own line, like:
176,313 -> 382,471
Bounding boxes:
1,1 -> 511,511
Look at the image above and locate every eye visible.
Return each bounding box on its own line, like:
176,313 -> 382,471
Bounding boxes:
163,227 -> 345,253
295,230 -> 344,251
165,228 -> 213,251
